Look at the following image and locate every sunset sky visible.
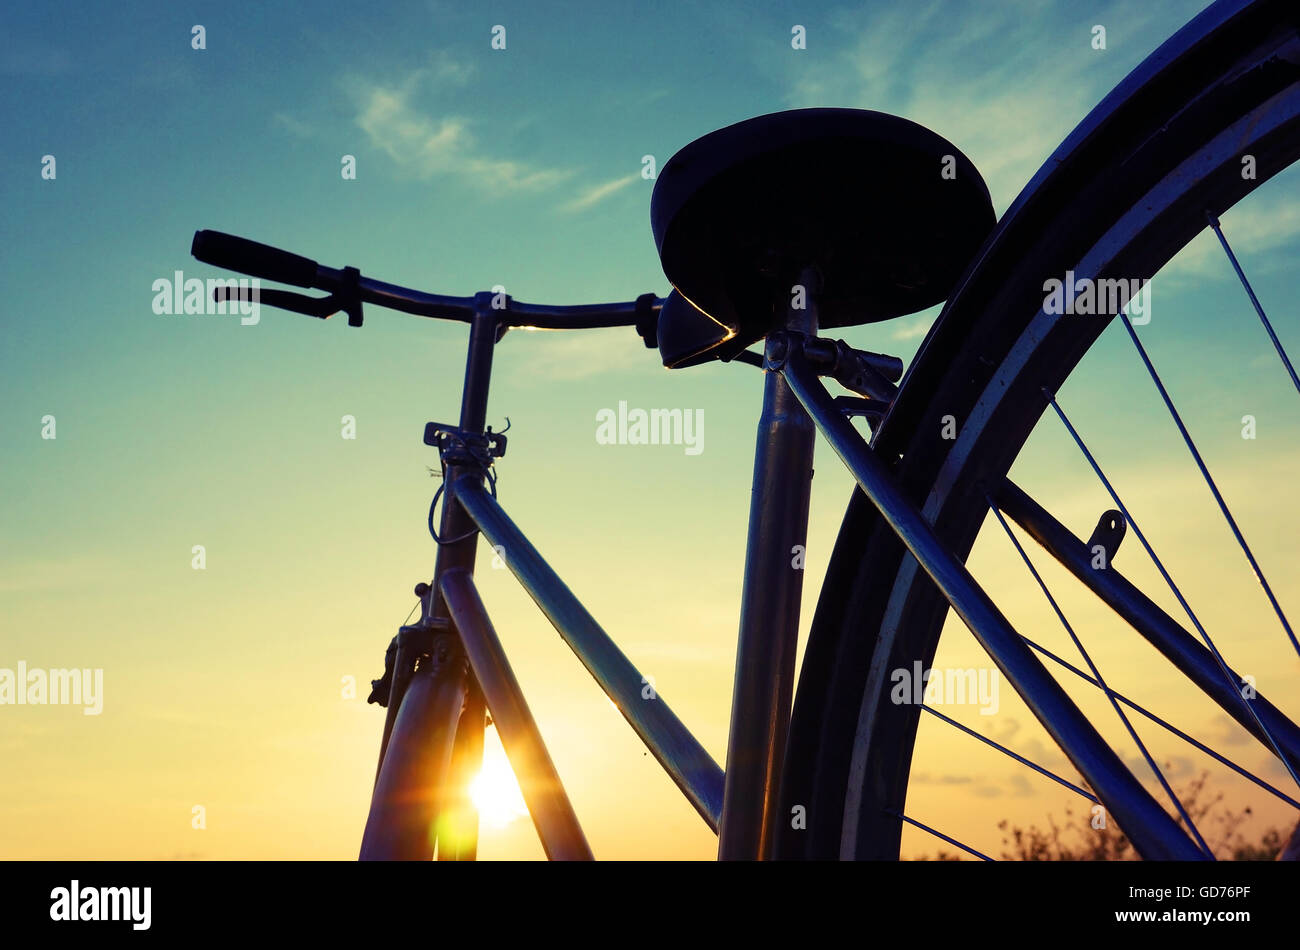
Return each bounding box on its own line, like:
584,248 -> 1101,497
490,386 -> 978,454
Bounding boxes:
3,0 -> 1298,860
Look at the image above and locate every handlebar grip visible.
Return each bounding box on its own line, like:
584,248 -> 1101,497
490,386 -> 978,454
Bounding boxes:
191,230 -> 320,288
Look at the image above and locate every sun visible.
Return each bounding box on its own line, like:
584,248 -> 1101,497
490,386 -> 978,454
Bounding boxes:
469,731 -> 530,829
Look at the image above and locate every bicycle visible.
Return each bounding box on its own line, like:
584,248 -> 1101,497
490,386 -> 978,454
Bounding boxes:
191,0 -> 1300,860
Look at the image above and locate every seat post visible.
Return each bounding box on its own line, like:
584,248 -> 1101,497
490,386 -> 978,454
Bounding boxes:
718,267 -> 819,860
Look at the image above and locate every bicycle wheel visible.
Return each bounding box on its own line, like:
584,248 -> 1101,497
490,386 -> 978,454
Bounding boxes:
779,0 -> 1300,859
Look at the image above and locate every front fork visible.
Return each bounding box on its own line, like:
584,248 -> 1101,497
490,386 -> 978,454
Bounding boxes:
359,626 -> 470,861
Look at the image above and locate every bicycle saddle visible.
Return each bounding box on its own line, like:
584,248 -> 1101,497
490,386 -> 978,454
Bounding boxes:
651,108 -> 995,365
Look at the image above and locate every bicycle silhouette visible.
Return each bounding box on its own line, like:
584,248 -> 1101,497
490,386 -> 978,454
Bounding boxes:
192,0 -> 1300,860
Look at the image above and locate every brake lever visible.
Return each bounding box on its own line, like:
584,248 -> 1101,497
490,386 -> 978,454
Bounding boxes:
209,287 -> 331,317
211,265 -> 365,325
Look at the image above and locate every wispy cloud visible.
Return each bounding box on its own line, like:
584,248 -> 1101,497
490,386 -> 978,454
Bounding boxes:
1205,714 -> 1252,748
426,49 -> 477,87
560,174 -> 639,213
273,112 -> 314,139
774,0 -> 1291,298
1158,178 -> 1300,287
891,313 -> 934,341
777,0 -> 1206,214
347,56 -> 570,192
509,326 -> 658,381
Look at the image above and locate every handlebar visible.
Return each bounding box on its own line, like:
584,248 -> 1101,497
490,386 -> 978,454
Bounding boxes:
192,230 -> 320,288
191,229 -> 664,338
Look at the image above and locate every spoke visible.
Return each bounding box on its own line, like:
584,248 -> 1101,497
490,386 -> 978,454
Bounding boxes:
921,705 -> 1097,803
1205,211 -> 1300,396
1022,634 -> 1300,810
988,499 -> 1213,855
1045,392 -> 1300,793
995,478 -> 1300,773
887,810 -> 994,861
1117,312 -> 1300,658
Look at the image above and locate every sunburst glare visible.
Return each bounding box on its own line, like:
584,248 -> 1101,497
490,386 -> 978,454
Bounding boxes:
470,729 -> 530,829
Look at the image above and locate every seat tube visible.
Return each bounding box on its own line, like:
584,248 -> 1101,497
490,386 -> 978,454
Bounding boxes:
718,269 -> 819,860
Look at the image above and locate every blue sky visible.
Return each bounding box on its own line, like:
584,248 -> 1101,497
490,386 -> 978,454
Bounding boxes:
3,0 -> 1299,859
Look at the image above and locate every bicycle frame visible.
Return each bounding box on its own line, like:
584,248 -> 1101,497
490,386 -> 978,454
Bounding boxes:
178,1 -> 1299,864
357,278 -> 1209,861
359,289 -> 821,861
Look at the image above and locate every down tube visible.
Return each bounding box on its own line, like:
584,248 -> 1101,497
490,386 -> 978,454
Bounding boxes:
778,350 -> 1206,861
452,481 -> 725,831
